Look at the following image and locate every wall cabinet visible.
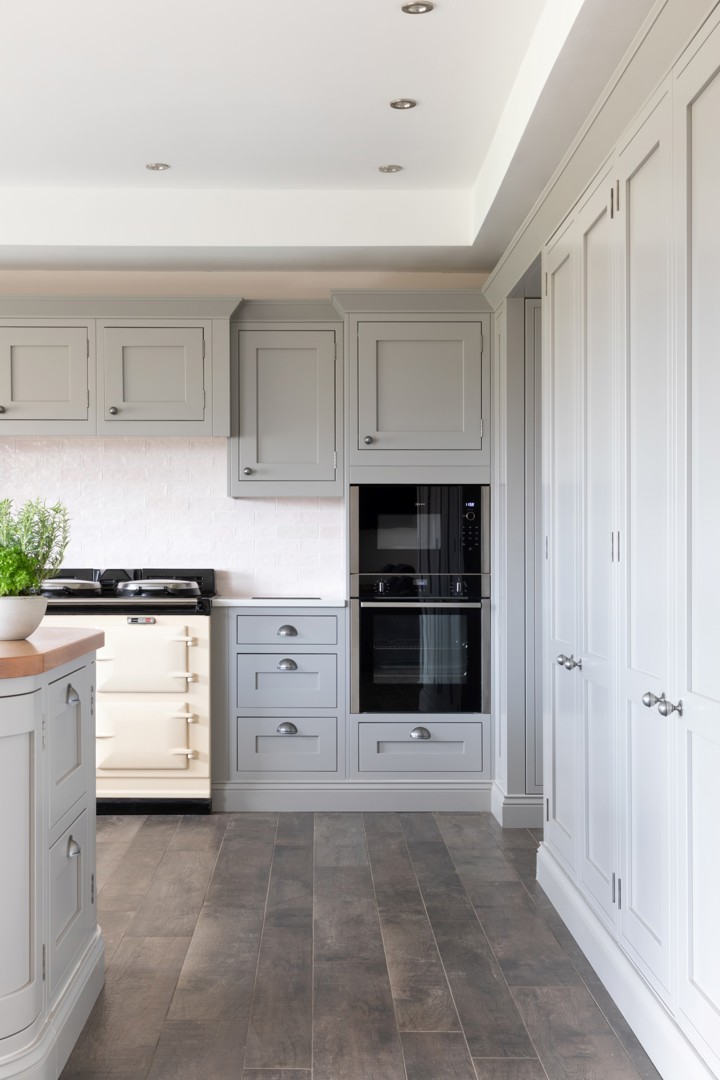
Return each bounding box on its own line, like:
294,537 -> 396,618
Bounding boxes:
0,298 -> 239,436
540,40 -> 720,1076
0,648 -> 103,1080
229,318 -> 342,496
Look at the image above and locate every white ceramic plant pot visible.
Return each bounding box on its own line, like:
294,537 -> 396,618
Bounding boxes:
0,596 -> 48,641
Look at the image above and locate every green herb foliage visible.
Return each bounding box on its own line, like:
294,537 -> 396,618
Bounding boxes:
0,498 -> 70,595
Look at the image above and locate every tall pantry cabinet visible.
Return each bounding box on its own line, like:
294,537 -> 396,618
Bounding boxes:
540,53 -> 720,1077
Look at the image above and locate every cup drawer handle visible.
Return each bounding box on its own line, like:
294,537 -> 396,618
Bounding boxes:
410,726 -> 431,740
277,722 -> 298,735
277,658 -> 298,671
277,624 -> 298,637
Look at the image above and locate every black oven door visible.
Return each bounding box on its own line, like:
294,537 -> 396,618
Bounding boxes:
351,601 -> 489,714
350,485 -> 488,576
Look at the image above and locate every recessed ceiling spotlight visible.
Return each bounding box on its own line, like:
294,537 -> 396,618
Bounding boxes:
145,162 -> 171,171
402,2 -> 435,12
379,164 -> 404,173
390,98 -> 417,110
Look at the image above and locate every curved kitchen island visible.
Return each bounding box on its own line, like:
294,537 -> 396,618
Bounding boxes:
0,628 -> 104,1080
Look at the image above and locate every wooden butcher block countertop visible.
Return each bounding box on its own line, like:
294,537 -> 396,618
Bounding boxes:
0,627 -> 105,679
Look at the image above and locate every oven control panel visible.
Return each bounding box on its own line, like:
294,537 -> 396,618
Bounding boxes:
462,501 -> 483,551
354,574 -> 488,600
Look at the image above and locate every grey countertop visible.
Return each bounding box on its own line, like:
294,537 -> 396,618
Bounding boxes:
212,597 -> 347,608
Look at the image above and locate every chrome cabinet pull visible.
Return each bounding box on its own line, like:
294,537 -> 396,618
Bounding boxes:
277,658 -> 298,671
243,467 -> 253,475
171,749 -> 198,759
277,624 -> 298,637
66,685 -> 80,705
657,695 -> 683,718
277,722 -> 298,735
364,435 -> 374,444
108,406 -> 119,415
67,837 -> 81,858
564,655 -> 582,670
410,726 -> 431,740
642,691 -> 661,709
0,405 -> 6,414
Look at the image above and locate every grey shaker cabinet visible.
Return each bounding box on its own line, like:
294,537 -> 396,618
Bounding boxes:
0,324 -> 93,428
229,303 -> 343,497
0,298 -> 240,435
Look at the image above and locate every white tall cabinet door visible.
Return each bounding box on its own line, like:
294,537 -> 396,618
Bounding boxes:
576,181 -> 617,925
0,690 -> 43,1040
542,230 -> 579,873
674,26 -> 720,1071
615,93 -> 674,998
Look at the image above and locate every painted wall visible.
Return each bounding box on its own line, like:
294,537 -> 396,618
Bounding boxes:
0,437 -> 344,598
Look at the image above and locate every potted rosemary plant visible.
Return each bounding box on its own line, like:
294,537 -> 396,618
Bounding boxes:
0,498 -> 70,640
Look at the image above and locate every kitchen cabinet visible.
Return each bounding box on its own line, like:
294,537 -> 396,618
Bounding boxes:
539,56 -> 720,1078
0,631 -> 104,1080
0,297 -> 240,435
229,304 -> 343,496
333,291 -> 491,483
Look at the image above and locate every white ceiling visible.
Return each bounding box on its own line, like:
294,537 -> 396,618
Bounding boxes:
0,0 -> 658,273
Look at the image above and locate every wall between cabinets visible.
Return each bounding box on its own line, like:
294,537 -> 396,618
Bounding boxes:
0,437 -> 344,597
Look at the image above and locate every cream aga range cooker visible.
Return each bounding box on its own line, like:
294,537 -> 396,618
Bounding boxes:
41,568 -> 215,812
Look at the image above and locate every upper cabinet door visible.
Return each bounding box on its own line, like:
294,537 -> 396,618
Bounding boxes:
357,321 -> 483,453
0,325 -> 89,422
231,328 -> 338,491
99,324 -> 205,426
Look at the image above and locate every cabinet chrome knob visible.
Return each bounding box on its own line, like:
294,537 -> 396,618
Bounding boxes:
277,624 -> 298,637
277,722 -> 298,735
657,695 -> 683,718
0,405 -> 6,414
66,685 -> 80,705
364,435 -> 374,445
243,467 -> 253,476
108,406 -> 119,415
642,691 -> 661,709
67,837 -> 81,859
556,654 -> 568,666
277,658 -> 298,671
410,726 -> 431,740
564,655 -> 582,671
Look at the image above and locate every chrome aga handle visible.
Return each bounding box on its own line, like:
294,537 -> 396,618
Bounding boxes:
277,658 -> 298,671
556,654 -> 568,666
67,837 -> 81,859
557,653 -> 582,670
277,722 -> 298,735
66,684 -> 80,705
171,749 -> 199,759
277,624 -> 298,637
643,691 -> 683,717
410,726 -> 431,740
108,406 -> 119,415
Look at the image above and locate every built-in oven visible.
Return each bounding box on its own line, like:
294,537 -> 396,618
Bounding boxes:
350,485 -> 490,715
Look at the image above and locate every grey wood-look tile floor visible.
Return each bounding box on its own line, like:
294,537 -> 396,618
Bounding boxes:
61,812 -> 661,1080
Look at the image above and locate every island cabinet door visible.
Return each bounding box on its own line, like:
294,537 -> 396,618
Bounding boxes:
47,664 -> 90,829
0,689 -> 43,1040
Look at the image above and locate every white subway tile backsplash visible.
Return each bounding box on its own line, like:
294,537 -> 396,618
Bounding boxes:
0,437 -> 345,596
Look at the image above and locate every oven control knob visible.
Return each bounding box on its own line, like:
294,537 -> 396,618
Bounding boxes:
451,579 -> 468,596
465,511 -> 476,521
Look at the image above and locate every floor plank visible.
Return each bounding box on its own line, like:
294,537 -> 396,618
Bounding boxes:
401,1032 -> 477,1080
145,1020 -> 245,1080
472,1061 -> 548,1080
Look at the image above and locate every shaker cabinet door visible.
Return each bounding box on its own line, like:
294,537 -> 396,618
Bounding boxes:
99,324 -> 206,424
234,329 -> 337,485
0,325 -> 89,422
357,321 -> 483,453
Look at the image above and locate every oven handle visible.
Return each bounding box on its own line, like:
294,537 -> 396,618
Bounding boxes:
359,602 -> 484,608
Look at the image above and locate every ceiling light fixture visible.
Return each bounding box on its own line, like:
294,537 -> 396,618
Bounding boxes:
390,98 -> 417,110
402,2 -> 435,12
379,164 -> 404,173
145,162 -> 171,171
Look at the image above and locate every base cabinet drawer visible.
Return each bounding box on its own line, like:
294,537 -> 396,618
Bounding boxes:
237,654 -> 337,709
237,716 -> 337,773
236,614 -> 338,645
49,808 -> 90,996
358,721 -> 483,773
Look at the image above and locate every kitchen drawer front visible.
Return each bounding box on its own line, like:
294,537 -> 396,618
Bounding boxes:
48,665 -> 90,828
236,654 -> 337,709
49,808 -> 90,996
237,716 -> 337,773
236,614 -> 337,646
358,721 -> 483,773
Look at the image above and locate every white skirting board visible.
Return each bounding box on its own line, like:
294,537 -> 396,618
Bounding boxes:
537,844 -> 717,1080
490,782 -> 544,827
213,782 -> 493,812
